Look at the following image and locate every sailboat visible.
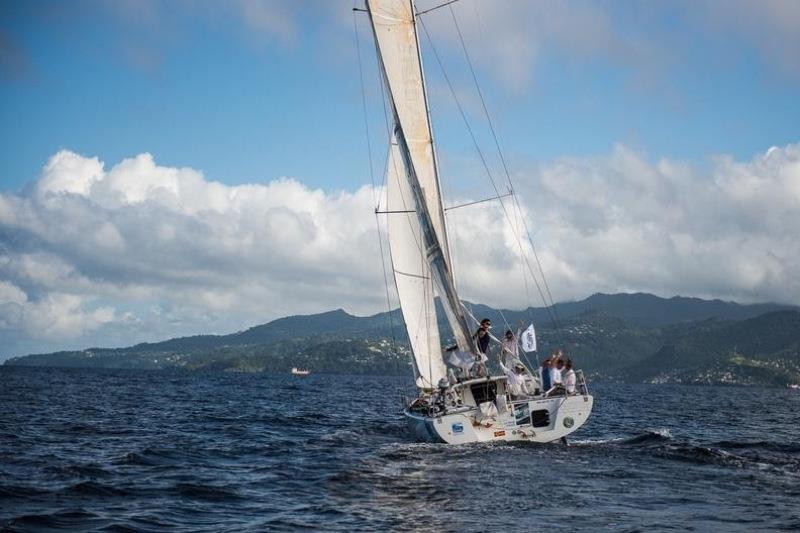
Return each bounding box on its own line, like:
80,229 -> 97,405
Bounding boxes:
363,0 -> 593,444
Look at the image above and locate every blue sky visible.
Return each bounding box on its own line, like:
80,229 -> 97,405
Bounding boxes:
0,0 -> 799,358
2,1 -> 798,193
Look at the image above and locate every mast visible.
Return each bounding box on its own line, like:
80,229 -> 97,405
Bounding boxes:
367,0 -> 477,361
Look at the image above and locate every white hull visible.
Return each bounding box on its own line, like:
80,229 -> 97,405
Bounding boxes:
291,368 -> 310,376
404,385 -> 593,444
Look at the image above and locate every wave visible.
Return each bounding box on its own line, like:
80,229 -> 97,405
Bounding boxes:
712,440 -> 800,454
117,448 -> 180,467
2,509 -> 101,531
571,428 -> 673,447
573,428 -> 799,475
173,482 -> 243,502
44,463 -> 111,479
0,484 -> 50,499
66,480 -> 130,497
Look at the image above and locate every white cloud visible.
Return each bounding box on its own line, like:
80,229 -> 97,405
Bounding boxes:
37,150 -> 104,197
1,144 -> 799,359
0,150 -> 384,357
494,143 -> 800,307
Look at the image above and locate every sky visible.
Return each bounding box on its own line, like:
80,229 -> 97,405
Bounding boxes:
1,0 -> 799,359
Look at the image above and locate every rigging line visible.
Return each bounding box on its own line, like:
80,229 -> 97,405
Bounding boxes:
449,5 -> 562,326
512,195 -> 565,334
448,6 -> 565,337
353,5 -> 379,209
450,4 -> 562,326
443,192 -> 512,211
354,7 -> 381,213
374,211 -> 402,371
512,192 -> 535,323
415,0 -> 461,17
470,0 -> 531,329
355,5 -> 401,370
449,7 -> 554,318
418,17 -> 563,335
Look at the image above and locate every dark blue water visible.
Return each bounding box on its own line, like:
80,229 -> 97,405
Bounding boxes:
1,367 -> 798,532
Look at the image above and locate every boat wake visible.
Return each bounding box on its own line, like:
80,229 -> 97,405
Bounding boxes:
574,428 -> 799,476
571,427 -> 672,446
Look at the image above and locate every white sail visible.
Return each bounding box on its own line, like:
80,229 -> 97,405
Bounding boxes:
367,0 -> 449,261
368,0 -> 476,360
386,140 -> 445,389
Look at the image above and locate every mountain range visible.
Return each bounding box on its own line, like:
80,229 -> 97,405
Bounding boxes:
5,293 -> 800,386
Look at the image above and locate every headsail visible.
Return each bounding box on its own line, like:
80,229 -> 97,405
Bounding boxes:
386,139 -> 445,388
367,0 -> 477,372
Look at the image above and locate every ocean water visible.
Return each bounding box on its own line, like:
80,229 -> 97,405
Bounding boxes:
0,367 -> 798,532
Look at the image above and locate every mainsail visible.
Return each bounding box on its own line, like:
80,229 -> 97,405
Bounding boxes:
368,0 -> 477,389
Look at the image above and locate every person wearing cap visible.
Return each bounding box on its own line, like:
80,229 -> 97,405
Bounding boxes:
499,357 -> 531,398
500,324 -> 523,364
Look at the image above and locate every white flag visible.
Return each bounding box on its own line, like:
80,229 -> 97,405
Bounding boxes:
521,323 -> 537,353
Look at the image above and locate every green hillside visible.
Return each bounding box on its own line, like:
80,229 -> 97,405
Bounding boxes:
5,294 -> 800,386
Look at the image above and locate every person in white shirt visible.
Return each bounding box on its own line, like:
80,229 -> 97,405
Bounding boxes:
500,326 -> 522,363
563,359 -> 577,394
545,356 -> 566,397
550,357 -> 564,387
499,359 -> 531,398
